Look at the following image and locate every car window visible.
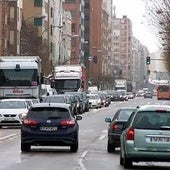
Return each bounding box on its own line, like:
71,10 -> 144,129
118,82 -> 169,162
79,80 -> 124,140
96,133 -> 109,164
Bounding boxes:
28,107 -> 70,119
44,96 -> 65,103
0,101 -> 27,109
132,111 -> 170,129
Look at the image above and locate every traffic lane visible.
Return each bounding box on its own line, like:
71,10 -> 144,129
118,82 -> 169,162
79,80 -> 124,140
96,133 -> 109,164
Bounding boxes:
0,127 -> 20,141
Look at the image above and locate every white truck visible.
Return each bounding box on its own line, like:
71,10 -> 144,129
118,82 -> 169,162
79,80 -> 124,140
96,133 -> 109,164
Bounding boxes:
51,65 -> 86,94
114,79 -> 127,92
0,56 -> 43,99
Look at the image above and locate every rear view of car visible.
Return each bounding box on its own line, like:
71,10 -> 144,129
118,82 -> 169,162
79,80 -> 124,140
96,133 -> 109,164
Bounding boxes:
21,103 -> 82,152
120,105 -> 170,168
105,107 -> 135,152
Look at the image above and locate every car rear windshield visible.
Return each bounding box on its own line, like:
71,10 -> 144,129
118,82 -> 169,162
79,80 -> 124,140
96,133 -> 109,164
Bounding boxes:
132,111 -> 170,129
44,96 -> 65,103
28,107 -> 70,119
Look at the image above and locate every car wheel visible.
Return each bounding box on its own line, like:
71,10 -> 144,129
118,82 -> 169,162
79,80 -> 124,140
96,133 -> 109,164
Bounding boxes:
123,155 -> 132,169
107,141 -> 115,153
120,154 -> 123,165
21,143 -> 31,152
70,141 -> 78,152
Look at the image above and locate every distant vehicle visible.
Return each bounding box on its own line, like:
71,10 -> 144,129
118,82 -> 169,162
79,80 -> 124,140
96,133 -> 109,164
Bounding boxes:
136,90 -> 145,97
120,105 -> 170,168
43,95 -> 75,115
144,91 -> 153,98
127,92 -> 134,99
157,84 -> 170,100
114,79 -> 127,92
87,93 -> 101,109
105,107 -> 135,152
0,99 -> 29,127
88,86 -> 98,94
21,103 -> 82,152
51,65 -> 86,94
0,56 -> 43,99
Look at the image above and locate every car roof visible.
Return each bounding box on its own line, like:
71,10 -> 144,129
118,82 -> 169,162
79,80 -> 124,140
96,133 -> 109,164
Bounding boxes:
31,103 -> 71,109
137,105 -> 170,112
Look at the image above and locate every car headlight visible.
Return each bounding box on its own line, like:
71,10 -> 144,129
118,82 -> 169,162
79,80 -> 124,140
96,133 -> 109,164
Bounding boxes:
19,113 -> 27,119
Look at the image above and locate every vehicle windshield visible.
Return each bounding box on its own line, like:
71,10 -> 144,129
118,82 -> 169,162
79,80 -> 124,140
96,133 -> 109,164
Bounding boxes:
28,107 -> 70,119
133,111 -> 170,129
158,85 -> 170,92
0,101 -> 27,109
0,69 -> 38,86
55,79 -> 80,89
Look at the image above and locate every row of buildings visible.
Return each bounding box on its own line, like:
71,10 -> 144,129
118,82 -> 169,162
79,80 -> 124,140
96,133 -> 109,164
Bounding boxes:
0,0 -> 149,91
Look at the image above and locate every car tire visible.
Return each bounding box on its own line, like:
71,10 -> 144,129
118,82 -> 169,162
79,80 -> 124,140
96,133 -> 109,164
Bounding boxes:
120,154 -> 123,165
70,141 -> 78,153
21,143 -> 31,152
123,155 -> 132,169
107,141 -> 115,153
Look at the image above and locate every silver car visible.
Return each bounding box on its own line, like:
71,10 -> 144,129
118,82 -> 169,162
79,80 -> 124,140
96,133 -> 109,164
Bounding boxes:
87,94 -> 101,109
120,105 -> 170,168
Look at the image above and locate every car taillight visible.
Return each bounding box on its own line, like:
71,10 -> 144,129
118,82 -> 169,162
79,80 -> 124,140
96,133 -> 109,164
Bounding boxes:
112,123 -> 118,130
23,118 -> 38,126
60,119 -> 75,127
126,127 -> 134,140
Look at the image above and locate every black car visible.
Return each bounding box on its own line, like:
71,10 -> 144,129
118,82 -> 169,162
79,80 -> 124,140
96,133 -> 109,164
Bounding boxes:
144,91 -> 153,98
105,107 -> 136,153
21,103 -> 82,152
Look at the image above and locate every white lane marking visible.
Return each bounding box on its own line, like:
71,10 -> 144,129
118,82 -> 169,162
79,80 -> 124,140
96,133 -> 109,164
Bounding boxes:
102,130 -> 107,133
79,150 -> 88,170
98,135 -> 106,140
0,134 -> 18,141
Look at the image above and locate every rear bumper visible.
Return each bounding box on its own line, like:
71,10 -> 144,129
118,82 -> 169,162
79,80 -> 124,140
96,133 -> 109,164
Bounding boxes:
108,133 -> 121,146
21,129 -> 78,146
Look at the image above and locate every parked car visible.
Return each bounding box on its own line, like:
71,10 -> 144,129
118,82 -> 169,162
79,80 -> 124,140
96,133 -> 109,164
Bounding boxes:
120,105 -> 170,168
43,94 -> 75,115
65,92 -> 85,113
81,92 -> 89,112
105,107 -> 136,153
0,99 -> 29,128
87,93 -> 102,109
21,103 -> 82,152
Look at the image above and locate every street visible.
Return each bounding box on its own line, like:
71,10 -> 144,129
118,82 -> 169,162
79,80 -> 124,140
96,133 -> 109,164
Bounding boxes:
1,97 -> 170,170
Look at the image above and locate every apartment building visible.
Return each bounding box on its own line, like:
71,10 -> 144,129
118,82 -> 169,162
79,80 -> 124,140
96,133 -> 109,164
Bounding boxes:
0,0 -> 22,56
112,15 -> 133,82
63,0 -> 85,65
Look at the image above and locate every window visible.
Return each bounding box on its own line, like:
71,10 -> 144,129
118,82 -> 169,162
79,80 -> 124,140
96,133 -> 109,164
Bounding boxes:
34,18 -> 42,26
34,0 -> 42,7
72,23 -> 76,32
9,30 -> 14,44
10,7 -> 15,20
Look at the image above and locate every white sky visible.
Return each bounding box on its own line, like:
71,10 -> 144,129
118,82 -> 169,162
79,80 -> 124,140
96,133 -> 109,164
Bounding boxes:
113,0 -> 160,53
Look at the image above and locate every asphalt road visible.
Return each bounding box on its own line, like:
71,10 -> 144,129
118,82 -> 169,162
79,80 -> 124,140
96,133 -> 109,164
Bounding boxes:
1,97 -> 170,170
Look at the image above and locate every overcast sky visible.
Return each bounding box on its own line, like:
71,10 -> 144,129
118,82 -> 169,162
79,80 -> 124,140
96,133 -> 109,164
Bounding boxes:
113,0 -> 160,53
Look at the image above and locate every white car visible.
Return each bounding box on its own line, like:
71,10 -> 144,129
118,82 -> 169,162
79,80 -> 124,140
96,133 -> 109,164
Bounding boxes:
0,99 -> 29,128
87,94 -> 101,109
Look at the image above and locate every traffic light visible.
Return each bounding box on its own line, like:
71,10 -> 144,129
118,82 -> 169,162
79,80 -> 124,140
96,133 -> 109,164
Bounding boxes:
146,56 -> 150,65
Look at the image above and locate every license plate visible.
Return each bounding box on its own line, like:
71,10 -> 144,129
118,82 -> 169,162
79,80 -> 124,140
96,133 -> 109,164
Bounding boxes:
4,117 -> 15,121
150,137 -> 170,143
40,126 -> 58,131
